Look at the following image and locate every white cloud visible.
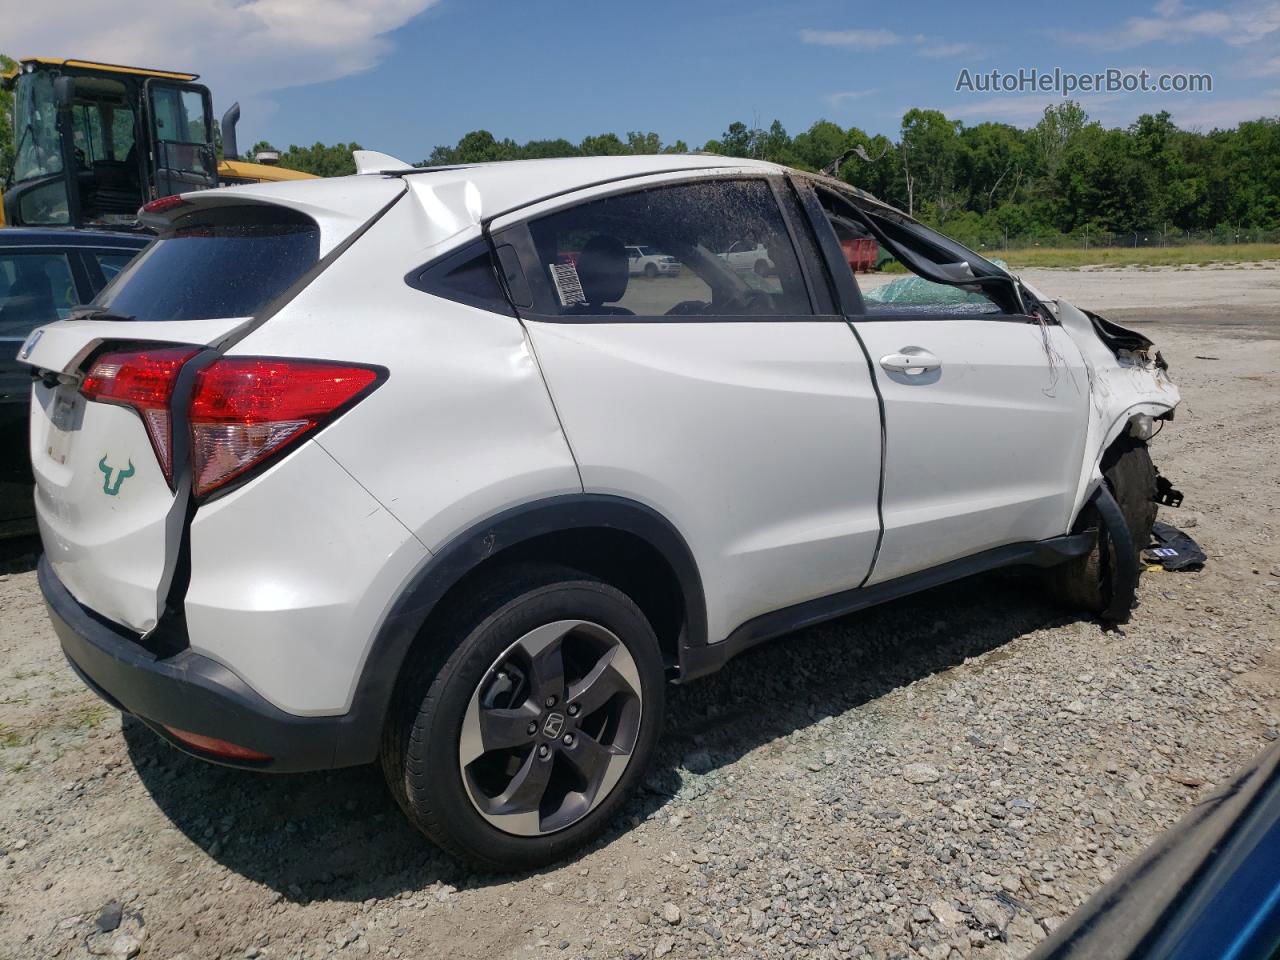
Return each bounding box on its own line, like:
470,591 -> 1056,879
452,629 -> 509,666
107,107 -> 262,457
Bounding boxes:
945,90 -> 1275,128
826,89 -> 877,106
1057,0 -> 1280,49
1255,55 -> 1280,72
801,28 -> 979,57
1158,94 -> 1280,125
947,95 -> 1123,123
1,0 -> 441,141
916,42 -> 981,58
800,29 -> 902,50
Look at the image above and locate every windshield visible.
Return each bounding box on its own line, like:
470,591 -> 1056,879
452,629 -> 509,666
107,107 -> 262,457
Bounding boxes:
12,71 -> 64,183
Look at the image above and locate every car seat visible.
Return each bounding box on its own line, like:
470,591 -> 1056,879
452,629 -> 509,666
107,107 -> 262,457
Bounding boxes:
565,235 -> 634,316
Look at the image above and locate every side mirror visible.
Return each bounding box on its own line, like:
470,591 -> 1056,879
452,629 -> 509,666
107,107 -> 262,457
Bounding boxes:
53,76 -> 75,107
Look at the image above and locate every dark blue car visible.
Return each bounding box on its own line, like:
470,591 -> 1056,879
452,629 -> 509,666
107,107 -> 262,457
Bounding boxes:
1,228 -> 150,538
1032,741 -> 1280,960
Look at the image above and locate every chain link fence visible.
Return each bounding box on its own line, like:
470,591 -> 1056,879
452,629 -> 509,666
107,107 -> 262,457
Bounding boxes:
973,226 -> 1280,252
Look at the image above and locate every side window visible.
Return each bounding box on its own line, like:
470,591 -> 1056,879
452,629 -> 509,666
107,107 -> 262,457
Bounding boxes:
0,252 -> 79,337
149,85 -> 211,174
817,189 -> 1006,316
406,239 -> 515,316
93,252 -> 138,289
152,87 -> 208,144
525,178 -> 814,318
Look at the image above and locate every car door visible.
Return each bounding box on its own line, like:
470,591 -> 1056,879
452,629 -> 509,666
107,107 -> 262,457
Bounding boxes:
489,171 -> 883,643
143,80 -> 218,198
801,182 -> 1090,586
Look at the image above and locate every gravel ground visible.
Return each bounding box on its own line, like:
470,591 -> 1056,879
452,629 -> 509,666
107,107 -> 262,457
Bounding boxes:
1,269 -> 1278,960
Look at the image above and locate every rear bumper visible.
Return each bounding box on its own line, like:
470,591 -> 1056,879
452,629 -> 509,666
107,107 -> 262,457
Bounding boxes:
40,556 -> 380,772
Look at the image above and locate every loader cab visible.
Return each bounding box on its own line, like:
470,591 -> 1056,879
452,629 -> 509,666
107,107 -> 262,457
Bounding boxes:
2,58 -> 216,229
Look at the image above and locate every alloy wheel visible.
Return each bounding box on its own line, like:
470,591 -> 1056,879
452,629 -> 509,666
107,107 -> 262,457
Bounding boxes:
458,619 -> 644,836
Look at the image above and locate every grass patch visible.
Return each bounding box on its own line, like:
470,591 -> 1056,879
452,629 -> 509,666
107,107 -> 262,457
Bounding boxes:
69,705 -> 110,731
0,725 -> 23,748
999,243 -> 1280,270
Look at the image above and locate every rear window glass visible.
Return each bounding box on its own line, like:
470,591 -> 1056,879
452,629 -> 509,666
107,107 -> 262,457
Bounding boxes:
96,207 -> 319,322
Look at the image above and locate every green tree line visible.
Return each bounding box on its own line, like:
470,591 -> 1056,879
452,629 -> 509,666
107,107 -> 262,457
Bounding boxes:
0,54 -> 16,179
4,68 -> 1271,246
251,103 -> 1279,248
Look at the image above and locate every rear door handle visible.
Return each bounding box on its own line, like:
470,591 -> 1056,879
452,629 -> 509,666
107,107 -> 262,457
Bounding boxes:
879,348 -> 940,375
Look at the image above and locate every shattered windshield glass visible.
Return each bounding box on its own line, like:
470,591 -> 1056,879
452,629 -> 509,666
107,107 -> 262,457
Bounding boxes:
863,258 -> 1011,313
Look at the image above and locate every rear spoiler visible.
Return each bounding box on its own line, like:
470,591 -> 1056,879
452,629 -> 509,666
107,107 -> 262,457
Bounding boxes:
353,150 -> 415,175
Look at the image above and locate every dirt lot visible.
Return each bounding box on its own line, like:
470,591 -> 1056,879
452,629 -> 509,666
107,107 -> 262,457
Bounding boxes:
1,265 -> 1277,960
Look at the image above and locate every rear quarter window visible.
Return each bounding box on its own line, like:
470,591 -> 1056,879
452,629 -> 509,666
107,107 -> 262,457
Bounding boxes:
406,239 -> 514,316
96,206 -> 319,321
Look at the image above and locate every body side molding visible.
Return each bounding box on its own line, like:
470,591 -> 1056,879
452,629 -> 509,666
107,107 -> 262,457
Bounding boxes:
678,532 -> 1094,682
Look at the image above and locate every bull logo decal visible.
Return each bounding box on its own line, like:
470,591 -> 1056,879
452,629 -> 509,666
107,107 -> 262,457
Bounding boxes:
98,456 -> 135,496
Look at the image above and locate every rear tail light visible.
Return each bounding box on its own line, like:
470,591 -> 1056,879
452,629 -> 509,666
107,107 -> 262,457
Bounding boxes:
79,350 -> 380,497
189,358 -> 379,498
80,348 -> 198,483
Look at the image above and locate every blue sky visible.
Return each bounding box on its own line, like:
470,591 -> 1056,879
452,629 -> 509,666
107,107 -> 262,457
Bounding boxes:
12,0 -> 1280,160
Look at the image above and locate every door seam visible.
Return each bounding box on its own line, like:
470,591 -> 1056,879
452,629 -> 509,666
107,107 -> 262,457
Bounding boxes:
846,319 -> 887,588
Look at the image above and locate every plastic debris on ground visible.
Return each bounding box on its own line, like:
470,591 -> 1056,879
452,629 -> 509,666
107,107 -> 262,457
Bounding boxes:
1143,521 -> 1207,572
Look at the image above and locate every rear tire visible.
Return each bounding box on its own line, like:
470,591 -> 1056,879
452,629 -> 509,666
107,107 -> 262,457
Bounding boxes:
644,263 -> 658,278
1047,436 -> 1157,615
380,564 -> 665,871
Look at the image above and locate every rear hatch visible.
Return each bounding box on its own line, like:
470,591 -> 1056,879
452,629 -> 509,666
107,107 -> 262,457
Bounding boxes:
19,181 -> 400,635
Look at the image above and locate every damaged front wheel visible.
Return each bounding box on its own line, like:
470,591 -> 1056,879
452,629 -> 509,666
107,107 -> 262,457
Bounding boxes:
1046,437 -> 1157,622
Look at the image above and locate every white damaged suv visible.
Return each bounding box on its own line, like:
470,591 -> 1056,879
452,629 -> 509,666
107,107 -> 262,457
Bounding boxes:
20,153 -> 1180,870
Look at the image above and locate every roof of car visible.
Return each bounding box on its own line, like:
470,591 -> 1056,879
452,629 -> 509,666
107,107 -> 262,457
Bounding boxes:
172,154 -> 791,251
0,227 -> 151,249
187,153 -> 907,224
165,154 -> 913,260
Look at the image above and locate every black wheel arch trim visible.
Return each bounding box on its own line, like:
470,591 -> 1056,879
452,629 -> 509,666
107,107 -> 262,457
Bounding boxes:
352,493 -> 709,739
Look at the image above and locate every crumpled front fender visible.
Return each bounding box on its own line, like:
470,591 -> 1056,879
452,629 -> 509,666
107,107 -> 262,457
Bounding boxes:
1022,282 -> 1181,526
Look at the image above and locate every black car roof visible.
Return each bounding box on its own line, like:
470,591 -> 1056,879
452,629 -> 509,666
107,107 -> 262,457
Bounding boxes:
0,228 -> 151,249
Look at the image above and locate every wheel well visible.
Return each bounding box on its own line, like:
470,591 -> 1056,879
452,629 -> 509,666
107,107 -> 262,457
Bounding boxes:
413,527 -> 687,674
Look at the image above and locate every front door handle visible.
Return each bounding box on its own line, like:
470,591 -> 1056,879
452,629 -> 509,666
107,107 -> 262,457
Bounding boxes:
879,348 -> 940,375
